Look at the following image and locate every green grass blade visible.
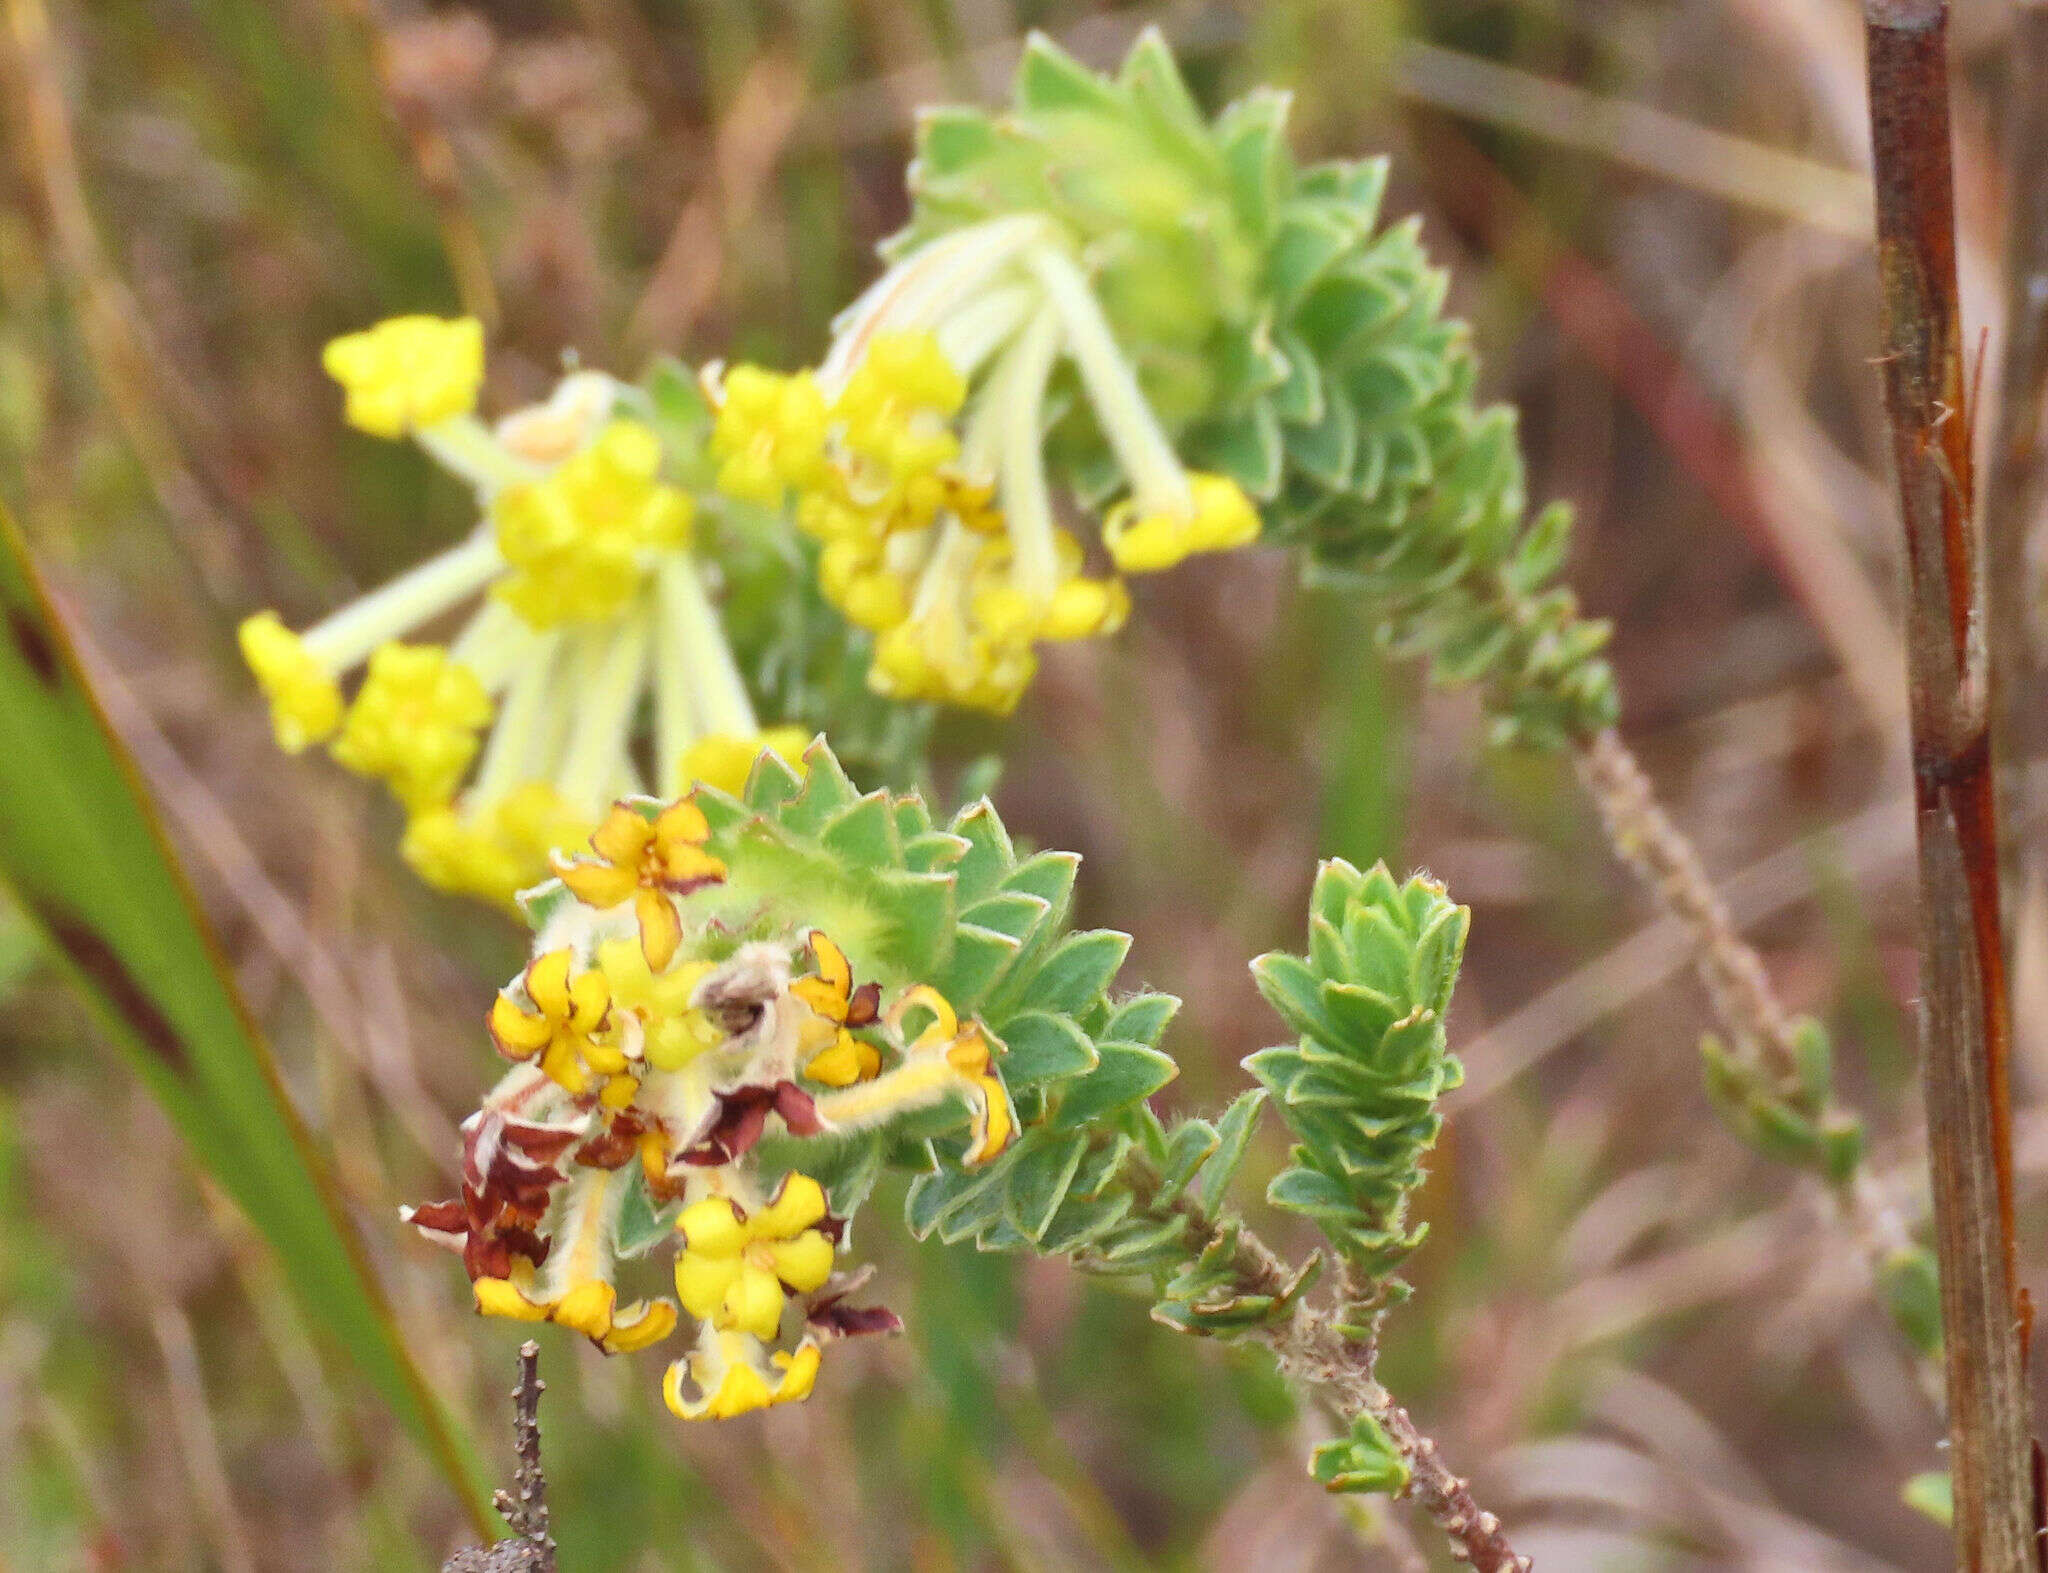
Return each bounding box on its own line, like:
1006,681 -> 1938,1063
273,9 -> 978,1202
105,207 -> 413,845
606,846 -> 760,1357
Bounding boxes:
0,500 -> 495,1536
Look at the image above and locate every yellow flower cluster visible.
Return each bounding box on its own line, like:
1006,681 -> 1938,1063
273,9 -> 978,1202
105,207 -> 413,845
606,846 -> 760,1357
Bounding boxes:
409,805 -> 1021,1423
712,333 -> 1130,714
322,314 -> 485,439
241,315 -> 814,910
491,420 -> 695,626
328,642 -> 492,812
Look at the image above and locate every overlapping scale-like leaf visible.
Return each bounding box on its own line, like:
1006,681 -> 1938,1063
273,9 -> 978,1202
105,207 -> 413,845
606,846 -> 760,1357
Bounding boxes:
1247,859 -> 1467,1283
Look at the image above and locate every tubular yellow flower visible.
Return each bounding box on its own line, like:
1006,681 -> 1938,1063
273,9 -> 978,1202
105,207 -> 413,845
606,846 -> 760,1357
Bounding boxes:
759,210 -> 1275,712
329,642 -> 493,811
677,726 -> 813,798
322,314 -> 485,439
488,947 -> 621,1097
551,799 -> 727,971
706,365 -> 828,504
238,612 -> 345,752
1102,471 -> 1261,574
244,324 -> 812,910
672,1173 -> 837,1340
403,782 -> 588,910
491,420 -> 694,627
812,982 -> 1017,1165
832,331 -> 965,482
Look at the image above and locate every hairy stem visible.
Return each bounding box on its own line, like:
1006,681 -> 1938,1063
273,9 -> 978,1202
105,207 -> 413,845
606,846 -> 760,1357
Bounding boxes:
1575,727 -> 1797,1071
1123,1160 -> 1530,1571
1864,1 -> 2034,1564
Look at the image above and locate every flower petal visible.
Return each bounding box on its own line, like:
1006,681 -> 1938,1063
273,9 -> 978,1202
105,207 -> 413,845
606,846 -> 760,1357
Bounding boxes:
676,1197 -> 747,1257
525,948 -> 575,1018
557,859 -> 641,911
601,1298 -> 678,1355
769,1230 -> 836,1295
770,1340 -> 822,1405
756,1172 -> 828,1239
723,1264 -> 788,1340
637,888 -> 683,972
653,797 -> 711,848
674,1253 -> 743,1322
488,995 -> 552,1057
590,804 -> 656,866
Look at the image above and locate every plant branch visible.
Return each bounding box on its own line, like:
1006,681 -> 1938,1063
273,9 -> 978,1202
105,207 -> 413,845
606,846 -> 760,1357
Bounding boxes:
1130,1160 -> 1531,1572
1864,1 -> 2034,1565
443,1342 -> 556,1573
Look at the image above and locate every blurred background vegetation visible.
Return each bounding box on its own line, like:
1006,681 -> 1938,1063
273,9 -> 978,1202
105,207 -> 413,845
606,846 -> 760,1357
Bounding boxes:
0,0 -> 2032,1566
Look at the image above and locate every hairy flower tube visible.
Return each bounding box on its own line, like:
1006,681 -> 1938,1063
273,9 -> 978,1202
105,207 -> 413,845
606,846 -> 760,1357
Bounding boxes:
239,317 -> 810,907
403,775 -> 1022,1421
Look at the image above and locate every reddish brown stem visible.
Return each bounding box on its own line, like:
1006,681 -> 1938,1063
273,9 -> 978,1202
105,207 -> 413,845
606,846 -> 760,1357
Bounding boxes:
1864,3 -> 2034,1565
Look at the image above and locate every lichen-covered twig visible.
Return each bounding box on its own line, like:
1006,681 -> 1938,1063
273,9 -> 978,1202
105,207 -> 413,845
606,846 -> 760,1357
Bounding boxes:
442,1342 -> 556,1573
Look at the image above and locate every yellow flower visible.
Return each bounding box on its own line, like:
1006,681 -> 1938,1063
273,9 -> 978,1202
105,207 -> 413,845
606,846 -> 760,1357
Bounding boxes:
403,784 -> 592,909
672,1173 -> 838,1340
597,938 -> 721,1072
492,421 -> 694,626
322,315 -> 485,439
662,1328 -> 821,1421
708,365 -> 828,504
472,1170 -> 677,1354
677,726 -> 813,798
238,612 -> 344,752
792,931 -> 882,1088
810,982 -> 1016,1166
551,799 -> 728,972
871,614 -> 1038,717
832,331 -> 965,482
1102,472 -> 1259,574
488,948 -> 621,1097
943,1024 -> 1014,1164
329,643 -> 493,811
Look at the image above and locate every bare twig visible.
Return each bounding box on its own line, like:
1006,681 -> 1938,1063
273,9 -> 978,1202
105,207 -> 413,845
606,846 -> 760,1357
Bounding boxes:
1863,2 -> 2034,1564
1987,0 -> 2048,933
443,1342 -> 555,1573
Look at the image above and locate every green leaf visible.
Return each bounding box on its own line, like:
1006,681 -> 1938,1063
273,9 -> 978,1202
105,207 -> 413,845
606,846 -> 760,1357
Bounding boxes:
1016,32 -> 1125,116
1025,929 -> 1131,1015
1003,1133 -> 1088,1241
1051,1040 -> 1178,1130
1200,1089 -> 1268,1214
1311,1412 -> 1410,1495
995,1010 -> 1099,1087
613,1167 -> 680,1258
0,504 -> 492,1532
1104,991 -> 1179,1047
